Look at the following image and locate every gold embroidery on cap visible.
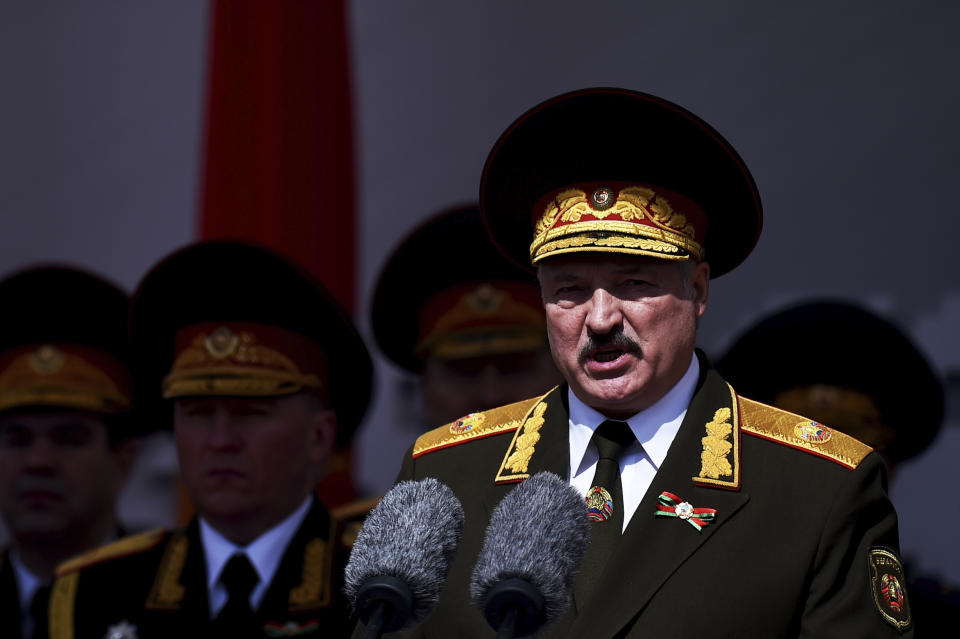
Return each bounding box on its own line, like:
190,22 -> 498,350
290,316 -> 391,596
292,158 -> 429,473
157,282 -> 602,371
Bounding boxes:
530,187 -> 701,263
537,234 -> 682,257
204,326 -> 240,359
465,284 -> 505,314
164,330 -> 323,398
699,408 -> 734,479
30,345 -> 65,374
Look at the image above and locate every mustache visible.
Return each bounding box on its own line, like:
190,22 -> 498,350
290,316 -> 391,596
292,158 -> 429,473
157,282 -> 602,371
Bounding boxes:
578,331 -> 642,363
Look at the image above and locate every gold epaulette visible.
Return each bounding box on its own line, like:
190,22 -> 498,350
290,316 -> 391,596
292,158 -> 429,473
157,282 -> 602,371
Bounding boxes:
739,396 -> 873,469
56,528 -> 168,577
413,394 -> 546,458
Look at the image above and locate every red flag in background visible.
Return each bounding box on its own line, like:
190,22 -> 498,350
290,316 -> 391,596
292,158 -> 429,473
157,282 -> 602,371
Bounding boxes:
199,0 -> 356,311
188,0 -> 360,514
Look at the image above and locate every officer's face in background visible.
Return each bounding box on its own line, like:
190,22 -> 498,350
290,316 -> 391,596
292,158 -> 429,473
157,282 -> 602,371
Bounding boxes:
173,392 -> 336,544
539,254 -> 709,418
420,346 -> 562,425
0,411 -> 134,542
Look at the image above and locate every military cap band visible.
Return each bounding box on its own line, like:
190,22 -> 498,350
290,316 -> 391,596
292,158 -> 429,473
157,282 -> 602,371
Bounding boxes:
529,183 -> 706,264
0,343 -> 132,414
162,322 -> 327,401
415,281 -> 546,360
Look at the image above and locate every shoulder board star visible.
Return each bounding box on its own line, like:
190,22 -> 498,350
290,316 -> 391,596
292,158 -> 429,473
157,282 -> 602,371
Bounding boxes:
739,396 -> 873,469
413,391 -> 553,458
56,528 -> 168,577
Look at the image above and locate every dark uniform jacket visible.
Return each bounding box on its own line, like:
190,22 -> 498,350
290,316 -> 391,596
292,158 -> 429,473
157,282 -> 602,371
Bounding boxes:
375,358 -> 913,638
1,548 -> 26,639
48,499 -> 355,639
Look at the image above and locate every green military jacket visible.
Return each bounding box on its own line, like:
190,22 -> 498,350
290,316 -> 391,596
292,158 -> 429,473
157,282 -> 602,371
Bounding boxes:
1,548 -> 26,639
373,359 -> 912,638
48,499 -> 355,639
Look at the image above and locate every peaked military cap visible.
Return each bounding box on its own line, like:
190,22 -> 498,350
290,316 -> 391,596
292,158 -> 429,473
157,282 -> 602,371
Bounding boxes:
716,300 -> 944,464
0,265 -> 133,417
130,240 -> 372,444
481,88 -> 762,277
370,205 -> 546,373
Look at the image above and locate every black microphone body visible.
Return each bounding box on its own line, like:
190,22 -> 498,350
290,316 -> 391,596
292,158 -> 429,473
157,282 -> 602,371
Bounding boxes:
344,477 -> 465,638
470,471 -> 590,639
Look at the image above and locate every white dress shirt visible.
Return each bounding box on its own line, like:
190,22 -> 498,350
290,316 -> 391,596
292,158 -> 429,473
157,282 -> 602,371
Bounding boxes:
568,354 -> 699,532
9,550 -> 44,639
200,496 -> 312,618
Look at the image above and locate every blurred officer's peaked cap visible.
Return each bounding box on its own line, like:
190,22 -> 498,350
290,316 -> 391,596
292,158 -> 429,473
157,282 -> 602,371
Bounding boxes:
0,265 -> 133,418
130,240 -> 372,444
371,205 -> 546,373
717,300 -> 944,464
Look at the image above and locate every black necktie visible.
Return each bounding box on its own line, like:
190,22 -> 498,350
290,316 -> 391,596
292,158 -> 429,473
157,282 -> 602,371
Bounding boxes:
214,553 -> 260,636
29,584 -> 51,639
574,419 -> 636,604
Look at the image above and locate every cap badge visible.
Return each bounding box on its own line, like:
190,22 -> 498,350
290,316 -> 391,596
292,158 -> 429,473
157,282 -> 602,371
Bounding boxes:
794,420 -> 832,445
465,284 -> 504,314
590,187 -> 616,211
655,491 -> 717,532
204,326 -> 240,359
450,411 -> 485,435
586,485 -> 614,522
869,547 -> 911,630
29,344 -> 65,374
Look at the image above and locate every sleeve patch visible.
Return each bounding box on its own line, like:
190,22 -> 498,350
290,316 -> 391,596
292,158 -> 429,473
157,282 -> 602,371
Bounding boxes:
869,547 -> 912,631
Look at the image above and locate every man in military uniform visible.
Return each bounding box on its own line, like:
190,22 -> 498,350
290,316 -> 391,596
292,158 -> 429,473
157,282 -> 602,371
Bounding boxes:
0,266 -> 137,639
717,299 -> 957,635
49,241 -> 373,639
370,205 -> 561,428
371,89 -> 912,637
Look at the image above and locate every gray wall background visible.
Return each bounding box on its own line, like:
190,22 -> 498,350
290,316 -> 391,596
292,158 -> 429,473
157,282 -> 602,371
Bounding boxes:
1,2 -> 957,581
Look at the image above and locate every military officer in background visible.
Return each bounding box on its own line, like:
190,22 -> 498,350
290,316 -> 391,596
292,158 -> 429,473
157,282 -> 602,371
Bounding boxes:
372,89 -> 913,637
370,205 -> 561,428
49,241 -> 373,638
716,299 -> 957,635
0,266 -> 137,639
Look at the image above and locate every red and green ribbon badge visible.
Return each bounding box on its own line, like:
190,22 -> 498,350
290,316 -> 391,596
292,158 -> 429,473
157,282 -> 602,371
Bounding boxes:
655,491 -> 717,532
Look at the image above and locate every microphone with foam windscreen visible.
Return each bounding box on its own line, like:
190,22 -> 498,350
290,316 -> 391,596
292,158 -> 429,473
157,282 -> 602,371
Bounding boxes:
344,477 -> 464,639
470,471 -> 590,639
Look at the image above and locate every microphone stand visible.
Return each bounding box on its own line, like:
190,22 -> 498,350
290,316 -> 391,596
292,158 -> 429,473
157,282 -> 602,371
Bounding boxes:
356,576 -> 414,639
483,578 -> 545,639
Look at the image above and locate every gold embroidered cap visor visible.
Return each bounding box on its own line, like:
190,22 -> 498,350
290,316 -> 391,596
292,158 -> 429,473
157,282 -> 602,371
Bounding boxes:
130,240 -> 372,445
0,266 -> 133,418
480,88 -> 763,278
371,206 -> 547,373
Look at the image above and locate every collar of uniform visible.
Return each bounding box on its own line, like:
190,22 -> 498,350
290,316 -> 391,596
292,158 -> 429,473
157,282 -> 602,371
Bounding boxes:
200,495 -> 312,615
568,353 -> 699,480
